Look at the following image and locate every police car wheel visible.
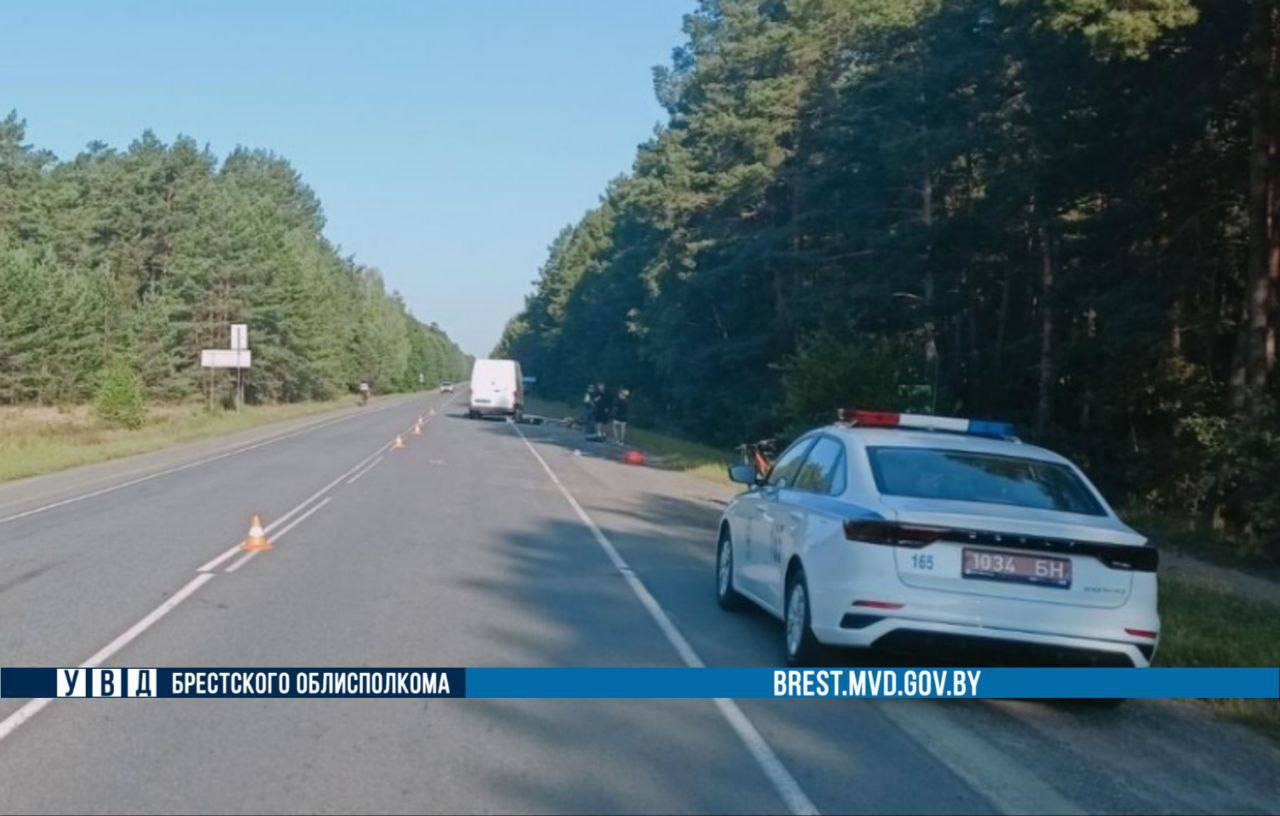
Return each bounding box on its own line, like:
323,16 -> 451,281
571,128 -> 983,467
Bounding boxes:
716,531 -> 747,611
784,567 -> 822,666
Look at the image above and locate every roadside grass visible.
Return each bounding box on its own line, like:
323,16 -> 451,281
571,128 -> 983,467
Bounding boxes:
523,396 -> 733,483
1126,508 -> 1280,579
0,397 -> 373,483
1156,577 -> 1280,740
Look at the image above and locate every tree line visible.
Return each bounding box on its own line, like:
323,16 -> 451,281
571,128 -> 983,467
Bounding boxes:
0,114 -> 470,408
499,0 -> 1280,559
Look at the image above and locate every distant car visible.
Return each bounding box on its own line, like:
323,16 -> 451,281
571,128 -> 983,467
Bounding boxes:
467,358 -> 523,420
439,381 -> 455,393
715,410 -> 1159,668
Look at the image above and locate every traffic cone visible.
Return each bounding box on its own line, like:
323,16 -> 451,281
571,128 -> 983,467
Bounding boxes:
240,514 -> 272,552
392,434 -> 406,450
623,450 -> 647,466
412,422 -> 422,436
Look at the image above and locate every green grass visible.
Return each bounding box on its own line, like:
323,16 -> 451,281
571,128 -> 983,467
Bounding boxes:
524,396 -> 734,483
1156,577 -> 1280,739
1125,509 -> 1280,579
0,397 -> 374,483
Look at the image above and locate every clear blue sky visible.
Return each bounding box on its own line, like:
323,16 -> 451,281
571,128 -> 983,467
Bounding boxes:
1,0 -> 692,355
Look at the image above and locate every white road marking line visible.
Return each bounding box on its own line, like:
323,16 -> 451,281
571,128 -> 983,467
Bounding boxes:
510,422 -> 820,816
197,545 -> 244,574
224,497 -> 332,573
876,703 -> 1084,815
0,572 -> 215,743
196,441 -> 393,574
346,456 -> 384,484
0,400 -> 440,745
0,398 -> 408,527
193,399 -> 432,574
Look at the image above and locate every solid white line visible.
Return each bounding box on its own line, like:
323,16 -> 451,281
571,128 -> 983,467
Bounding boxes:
224,497 -> 332,574
267,444 -> 389,533
223,551 -> 257,574
510,422 -> 819,816
82,574 -> 216,667
195,439 -> 392,574
197,545 -> 243,574
0,572 -> 214,743
0,398 -> 407,527
0,399 -> 437,746
345,456 -> 384,485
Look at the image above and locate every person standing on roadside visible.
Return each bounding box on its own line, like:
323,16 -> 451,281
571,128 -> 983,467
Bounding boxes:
592,383 -> 612,441
580,383 -> 597,430
612,388 -> 630,446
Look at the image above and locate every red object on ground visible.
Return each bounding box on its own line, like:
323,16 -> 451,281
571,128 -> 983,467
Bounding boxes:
623,450 -> 646,466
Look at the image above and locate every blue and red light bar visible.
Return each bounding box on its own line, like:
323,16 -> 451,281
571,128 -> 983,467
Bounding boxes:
838,409 -> 1016,440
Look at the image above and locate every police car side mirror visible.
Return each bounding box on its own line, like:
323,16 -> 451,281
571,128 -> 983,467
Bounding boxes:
728,464 -> 760,486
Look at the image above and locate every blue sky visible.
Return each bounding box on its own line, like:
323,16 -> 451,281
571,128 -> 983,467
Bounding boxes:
1,1 -> 692,355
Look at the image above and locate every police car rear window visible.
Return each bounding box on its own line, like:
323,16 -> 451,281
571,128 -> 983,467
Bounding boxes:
866,447 -> 1106,516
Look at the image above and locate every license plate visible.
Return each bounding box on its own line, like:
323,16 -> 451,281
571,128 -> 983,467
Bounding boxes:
962,548 -> 1071,589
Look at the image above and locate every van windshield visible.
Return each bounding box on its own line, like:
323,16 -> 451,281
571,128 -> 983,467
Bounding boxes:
866,446 -> 1106,516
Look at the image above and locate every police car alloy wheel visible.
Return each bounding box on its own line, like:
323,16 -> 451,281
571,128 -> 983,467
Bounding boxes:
785,569 -> 820,665
716,531 -> 746,611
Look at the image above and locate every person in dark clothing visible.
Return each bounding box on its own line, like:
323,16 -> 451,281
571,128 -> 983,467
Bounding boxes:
580,383 -> 597,429
591,384 -> 612,440
611,388 -> 630,445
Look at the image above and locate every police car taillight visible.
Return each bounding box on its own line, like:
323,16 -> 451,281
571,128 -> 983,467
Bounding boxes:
844,519 -> 950,547
837,408 -> 1016,439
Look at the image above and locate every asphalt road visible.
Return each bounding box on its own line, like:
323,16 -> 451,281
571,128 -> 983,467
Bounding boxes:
0,390 -> 1276,814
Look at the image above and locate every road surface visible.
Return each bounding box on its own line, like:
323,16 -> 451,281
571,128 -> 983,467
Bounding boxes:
0,390 -> 1275,814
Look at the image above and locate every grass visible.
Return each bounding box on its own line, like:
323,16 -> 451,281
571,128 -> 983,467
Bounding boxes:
523,396 -> 734,483
0,397 -> 371,483
1125,508 -> 1280,579
1156,576 -> 1280,739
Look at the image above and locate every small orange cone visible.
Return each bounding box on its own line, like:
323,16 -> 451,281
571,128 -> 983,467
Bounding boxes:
240,514 -> 272,552
392,434 -> 406,449
623,450 -> 647,466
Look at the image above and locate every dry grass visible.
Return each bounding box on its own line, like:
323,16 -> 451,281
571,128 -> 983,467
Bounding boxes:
0,399 -> 363,483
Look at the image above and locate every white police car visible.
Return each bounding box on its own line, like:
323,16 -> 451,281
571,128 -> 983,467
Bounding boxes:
716,410 -> 1159,667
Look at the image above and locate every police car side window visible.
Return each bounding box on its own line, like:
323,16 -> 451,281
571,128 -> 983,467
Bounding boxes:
793,437 -> 845,494
766,438 -> 815,488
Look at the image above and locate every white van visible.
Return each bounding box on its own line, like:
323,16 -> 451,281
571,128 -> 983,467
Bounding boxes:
468,358 -> 523,420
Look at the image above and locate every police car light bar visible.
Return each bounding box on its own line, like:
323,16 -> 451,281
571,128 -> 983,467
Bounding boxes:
838,409 -> 1016,440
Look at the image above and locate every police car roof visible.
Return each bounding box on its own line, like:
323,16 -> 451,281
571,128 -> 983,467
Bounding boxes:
822,424 -> 1075,466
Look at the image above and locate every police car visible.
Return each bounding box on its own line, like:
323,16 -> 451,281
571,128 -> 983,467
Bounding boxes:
715,410 -> 1159,667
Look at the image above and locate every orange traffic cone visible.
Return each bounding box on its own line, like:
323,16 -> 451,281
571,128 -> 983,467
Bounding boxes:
392,434 -> 406,450
240,514 -> 272,552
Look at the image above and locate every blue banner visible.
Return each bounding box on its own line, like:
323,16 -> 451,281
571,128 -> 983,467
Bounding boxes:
0,667 -> 1275,699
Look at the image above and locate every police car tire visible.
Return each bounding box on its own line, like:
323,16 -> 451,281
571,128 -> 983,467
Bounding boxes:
784,567 -> 823,666
716,531 -> 748,612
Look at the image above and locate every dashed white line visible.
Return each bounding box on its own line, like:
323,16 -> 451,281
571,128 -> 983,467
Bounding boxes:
225,497 -> 332,573
509,421 -> 820,816
198,441 -> 391,574
346,456 -> 384,485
